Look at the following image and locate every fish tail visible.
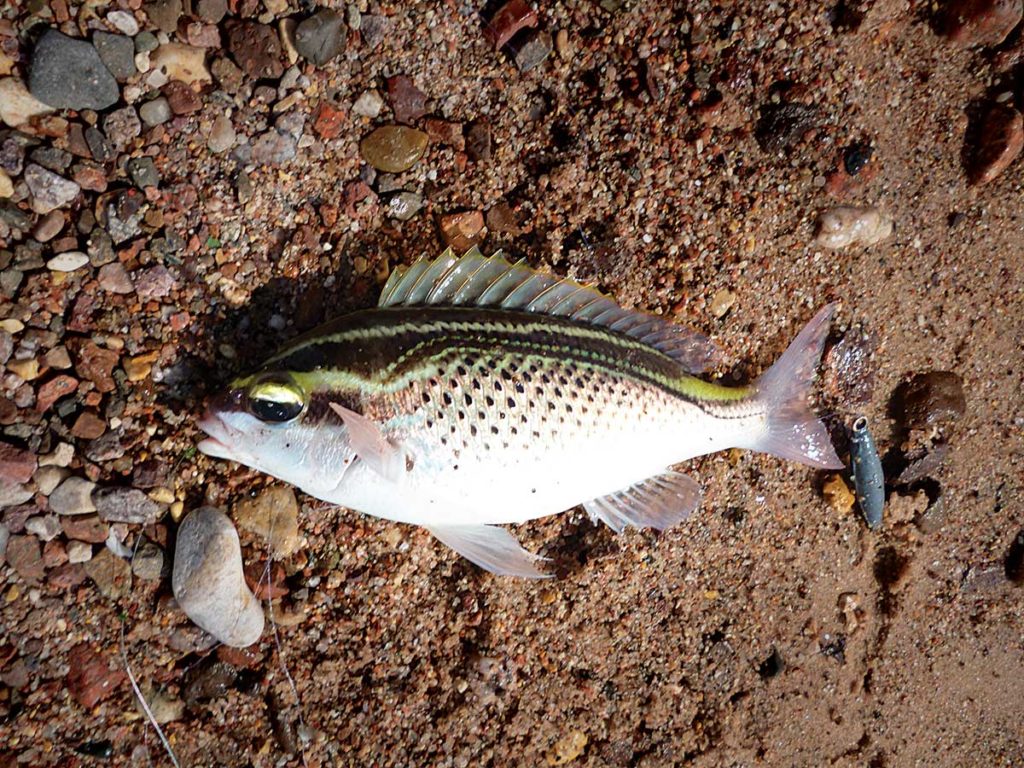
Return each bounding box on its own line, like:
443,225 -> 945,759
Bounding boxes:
741,304 -> 843,469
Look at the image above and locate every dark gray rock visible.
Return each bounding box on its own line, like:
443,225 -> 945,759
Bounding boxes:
294,9 -> 346,66
28,30 -> 119,111
127,156 -> 159,188
93,32 -> 137,82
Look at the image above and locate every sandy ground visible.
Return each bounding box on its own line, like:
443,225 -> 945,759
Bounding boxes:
1,0 -> 1023,766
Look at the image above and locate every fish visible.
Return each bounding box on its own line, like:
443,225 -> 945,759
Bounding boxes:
198,247 -> 842,578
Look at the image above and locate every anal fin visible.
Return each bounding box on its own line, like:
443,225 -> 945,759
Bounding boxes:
583,471 -> 701,534
426,524 -> 550,579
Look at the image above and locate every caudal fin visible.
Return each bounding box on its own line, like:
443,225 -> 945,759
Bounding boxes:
742,304 -> 843,469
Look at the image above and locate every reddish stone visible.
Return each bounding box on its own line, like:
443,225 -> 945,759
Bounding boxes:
48,562 -> 88,590
42,539 -> 68,568
5,536 -> 45,582
70,411 -> 107,440
61,515 -> 109,543
65,643 -> 126,709
484,0 -> 539,48
943,0 -> 1022,47
227,20 -> 284,79
341,180 -> 373,217
424,118 -> 465,150
311,101 -> 346,140
465,120 -> 492,161
245,559 -> 289,600
73,341 -> 119,393
970,103 -> 1023,185
68,292 -> 97,333
36,375 -> 78,413
385,75 -> 428,124
485,200 -> 521,234
72,163 -> 108,192
163,80 -> 202,115
185,21 -> 221,48
168,311 -> 190,331
319,203 -> 339,227
0,442 -> 37,484
439,210 -> 486,252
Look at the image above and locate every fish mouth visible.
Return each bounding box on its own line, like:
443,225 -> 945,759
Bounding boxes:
197,390 -> 245,460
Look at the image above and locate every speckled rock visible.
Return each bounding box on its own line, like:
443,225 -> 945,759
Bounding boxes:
102,107 -> 142,151
359,125 -> 428,172
28,30 -> 119,111
207,115 -> 236,153
131,539 -> 165,580
172,506 -> 264,647
386,191 -> 424,221
6,535 -> 44,582
24,164 -> 80,215
93,487 -> 161,524
294,9 -> 346,66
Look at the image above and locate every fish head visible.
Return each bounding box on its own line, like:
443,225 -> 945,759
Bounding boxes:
197,370 -> 357,495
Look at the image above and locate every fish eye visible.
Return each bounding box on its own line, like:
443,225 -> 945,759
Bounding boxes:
245,376 -> 305,423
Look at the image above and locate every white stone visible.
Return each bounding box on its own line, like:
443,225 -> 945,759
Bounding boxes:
47,251 -> 90,272
107,10 -> 140,36
172,507 -> 264,648
67,540 -> 94,564
352,89 -> 383,118
0,77 -> 54,128
149,43 -> 211,86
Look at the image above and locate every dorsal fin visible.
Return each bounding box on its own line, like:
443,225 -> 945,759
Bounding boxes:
379,248 -> 720,373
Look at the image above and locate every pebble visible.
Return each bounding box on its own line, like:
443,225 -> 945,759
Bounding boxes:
98,262 -> 135,294
822,474 -> 856,513
24,164 -> 80,215
439,210 -> 486,252
93,32 -> 137,82
251,129 -> 297,165
172,506 -> 264,648
85,127 -> 114,162
0,168 -> 12,197
709,288 -> 736,318
6,535 -> 45,581
228,21 -> 284,80
293,8 -> 346,66
0,524 -> 7,565
386,191 -> 424,221
163,80 -> 201,114
311,101 -> 345,139
513,29 -> 553,72
139,96 -> 172,126
0,77 -> 54,127
386,75 -> 427,124
211,56 -> 243,92
892,371 -> 966,431
233,485 -> 301,557
360,125 -> 429,173
969,103 -> 1023,185
485,0 -> 539,48
74,342 -> 119,392
127,157 -> 159,189
36,375 -> 78,411
46,247 -> 86,274
34,465 -> 69,495
134,32 -> 159,53
67,540 -> 93,564
107,10 -> 140,36
49,477 -> 98,516
207,114 -> 236,153
25,515 -> 61,542
943,0 -> 1023,47
134,265 -> 175,298
466,120 -> 492,161
814,205 -> 893,249
29,146 -> 72,173
145,688 -> 185,723
84,547 -> 132,599
93,487 -> 161,524
40,442 -> 74,467
485,201 -> 521,233
66,643 -> 126,708
28,30 -> 119,111
71,412 -> 107,440
0,482 -> 34,509
352,89 -> 384,118
102,107 -> 142,151
61,515 -> 109,543
195,0 -> 227,24
0,442 -> 37,485
149,43 -> 212,86
424,118 -> 465,150
131,540 -> 165,580
361,14 -> 388,49
143,0 -> 182,34
33,210 -> 65,242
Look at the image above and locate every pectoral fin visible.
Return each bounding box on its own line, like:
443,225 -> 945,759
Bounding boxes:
329,402 -> 405,483
426,524 -> 551,579
583,471 -> 701,534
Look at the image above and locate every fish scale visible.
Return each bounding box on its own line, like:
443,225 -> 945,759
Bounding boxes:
198,248 -> 842,577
